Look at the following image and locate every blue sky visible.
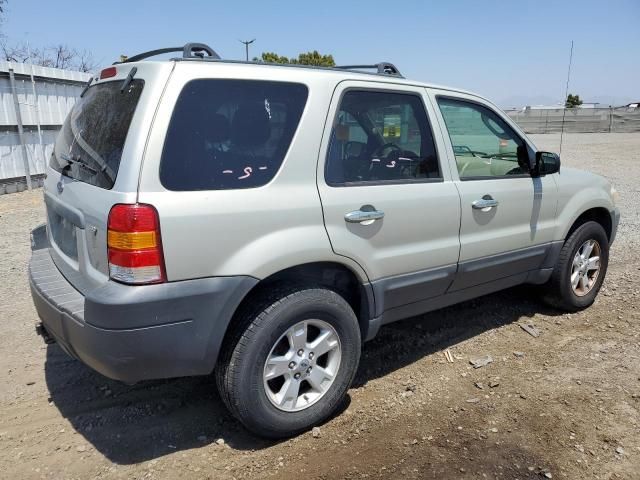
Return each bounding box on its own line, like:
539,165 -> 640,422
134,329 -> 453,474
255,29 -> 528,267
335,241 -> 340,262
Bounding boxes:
3,0 -> 638,107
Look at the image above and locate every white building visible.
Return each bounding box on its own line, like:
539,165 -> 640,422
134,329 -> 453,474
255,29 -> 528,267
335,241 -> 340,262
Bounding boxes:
0,61 -> 91,191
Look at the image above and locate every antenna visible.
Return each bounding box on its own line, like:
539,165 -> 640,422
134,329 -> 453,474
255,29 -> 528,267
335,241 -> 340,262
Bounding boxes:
559,40 -> 574,155
239,38 -> 256,62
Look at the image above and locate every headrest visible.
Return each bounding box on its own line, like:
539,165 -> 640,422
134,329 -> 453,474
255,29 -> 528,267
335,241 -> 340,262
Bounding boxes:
230,103 -> 271,147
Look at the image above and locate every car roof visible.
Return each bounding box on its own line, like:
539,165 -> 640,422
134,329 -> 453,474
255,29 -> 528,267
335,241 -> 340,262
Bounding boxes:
169,57 -> 479,97
117,43 -> 484,100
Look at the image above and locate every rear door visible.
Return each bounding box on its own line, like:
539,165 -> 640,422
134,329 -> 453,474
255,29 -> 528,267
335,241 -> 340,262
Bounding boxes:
317,81 -> 461,317
44,62 -> 173,292
428,89 -> 558,290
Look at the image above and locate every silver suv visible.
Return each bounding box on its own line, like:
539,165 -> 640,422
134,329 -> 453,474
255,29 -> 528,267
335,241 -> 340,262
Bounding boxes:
29,43 -> 620,438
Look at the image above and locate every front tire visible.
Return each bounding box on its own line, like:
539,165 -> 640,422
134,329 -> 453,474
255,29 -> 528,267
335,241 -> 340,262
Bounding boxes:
543,221 -> 609,311
216,285 -> 361,438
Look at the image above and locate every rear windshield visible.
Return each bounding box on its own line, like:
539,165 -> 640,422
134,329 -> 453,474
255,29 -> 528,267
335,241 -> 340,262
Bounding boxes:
160,79 -> 308,191
50,79 -> 144,189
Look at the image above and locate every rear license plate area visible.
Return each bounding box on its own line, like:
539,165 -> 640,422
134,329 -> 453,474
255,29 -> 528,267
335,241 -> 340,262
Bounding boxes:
48,210 -> 78,261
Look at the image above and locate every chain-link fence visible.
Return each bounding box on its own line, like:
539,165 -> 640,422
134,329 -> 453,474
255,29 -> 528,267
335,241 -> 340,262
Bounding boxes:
505,107 -> 640,134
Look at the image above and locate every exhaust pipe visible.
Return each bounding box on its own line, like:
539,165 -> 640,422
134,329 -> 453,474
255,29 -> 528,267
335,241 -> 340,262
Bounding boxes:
35,322 -> 56,345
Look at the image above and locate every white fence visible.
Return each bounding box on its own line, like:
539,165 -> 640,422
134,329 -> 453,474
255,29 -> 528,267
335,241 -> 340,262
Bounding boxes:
0,129 -> 57,182
0,61 -> 90,188
505,107 -> 640,134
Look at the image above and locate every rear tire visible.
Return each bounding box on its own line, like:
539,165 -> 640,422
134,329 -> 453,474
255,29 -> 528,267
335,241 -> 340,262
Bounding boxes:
542,221 -> 609,312
215,284 -> 361,438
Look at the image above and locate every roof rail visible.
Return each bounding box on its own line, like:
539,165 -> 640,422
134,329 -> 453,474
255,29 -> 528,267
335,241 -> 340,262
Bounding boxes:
115,43 -> 221,64
334,62 -> 403,78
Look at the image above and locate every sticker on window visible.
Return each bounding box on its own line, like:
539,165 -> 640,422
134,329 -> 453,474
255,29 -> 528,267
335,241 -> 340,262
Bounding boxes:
383,114 -> 402,138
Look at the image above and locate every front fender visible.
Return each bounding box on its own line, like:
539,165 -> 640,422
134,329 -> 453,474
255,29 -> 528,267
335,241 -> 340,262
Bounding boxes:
554,169 -> 615,240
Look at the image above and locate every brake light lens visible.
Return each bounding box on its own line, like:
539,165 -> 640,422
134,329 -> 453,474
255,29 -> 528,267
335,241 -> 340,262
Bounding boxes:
107,204 -> 166,284
100,66 -> 117,79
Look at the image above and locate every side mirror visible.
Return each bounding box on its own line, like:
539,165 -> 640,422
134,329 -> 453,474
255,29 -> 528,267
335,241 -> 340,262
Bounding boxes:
517,145 -> 533,171
534,151 -> 561,176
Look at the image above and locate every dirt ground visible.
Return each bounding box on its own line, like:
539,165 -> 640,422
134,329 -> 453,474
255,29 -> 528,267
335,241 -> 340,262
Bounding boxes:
0,132 -> 638,480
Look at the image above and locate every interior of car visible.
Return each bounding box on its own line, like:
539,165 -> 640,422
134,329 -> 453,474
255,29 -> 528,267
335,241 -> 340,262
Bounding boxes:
326,91 -> 441,185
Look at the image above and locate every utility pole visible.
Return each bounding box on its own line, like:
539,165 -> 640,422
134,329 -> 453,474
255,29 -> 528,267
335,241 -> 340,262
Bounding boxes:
239,39 -> 255,61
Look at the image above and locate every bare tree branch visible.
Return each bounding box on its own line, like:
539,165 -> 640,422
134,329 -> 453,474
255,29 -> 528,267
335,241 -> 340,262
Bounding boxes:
1,40 -> 30,62
74,48 -> 98,73
1,39 -> 99,73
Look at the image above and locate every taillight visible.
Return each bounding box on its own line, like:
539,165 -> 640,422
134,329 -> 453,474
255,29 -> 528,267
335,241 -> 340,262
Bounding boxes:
100,66 -> 117,79
107,204 -> 166,284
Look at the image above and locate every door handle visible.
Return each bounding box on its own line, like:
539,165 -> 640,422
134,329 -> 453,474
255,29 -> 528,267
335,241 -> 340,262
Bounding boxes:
472,197 -> 499,210
344,207 -> 385,225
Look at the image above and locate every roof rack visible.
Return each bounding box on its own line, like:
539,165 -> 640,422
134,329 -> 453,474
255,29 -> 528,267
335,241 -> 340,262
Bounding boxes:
114,42 -> 404,79
116,43 -> 220,64
334,62 -> 403,78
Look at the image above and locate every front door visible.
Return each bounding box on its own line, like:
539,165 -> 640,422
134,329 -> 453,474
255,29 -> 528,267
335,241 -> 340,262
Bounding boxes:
430,90 -> 558,290
317,82 -> 461,316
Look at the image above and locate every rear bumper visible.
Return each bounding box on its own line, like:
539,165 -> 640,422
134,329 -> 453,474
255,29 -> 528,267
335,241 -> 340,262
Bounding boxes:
29,225 -> 257,383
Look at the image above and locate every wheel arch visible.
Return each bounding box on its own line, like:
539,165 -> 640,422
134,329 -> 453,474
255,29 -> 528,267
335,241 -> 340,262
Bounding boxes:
226,261 -> 376,348
564,207 -> 613,242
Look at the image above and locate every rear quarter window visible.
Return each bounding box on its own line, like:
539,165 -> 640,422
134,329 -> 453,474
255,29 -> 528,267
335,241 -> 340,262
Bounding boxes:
160,79 -> 308,191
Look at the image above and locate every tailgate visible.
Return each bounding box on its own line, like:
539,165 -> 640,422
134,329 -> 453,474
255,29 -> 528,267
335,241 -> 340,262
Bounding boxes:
43,61 -> 174,293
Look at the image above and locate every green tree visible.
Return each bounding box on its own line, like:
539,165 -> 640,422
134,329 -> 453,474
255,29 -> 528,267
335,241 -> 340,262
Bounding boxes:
565,93 -> 583,108
254,50 -> 335,67
254,52 -> 291,64
295,50 -> 335,67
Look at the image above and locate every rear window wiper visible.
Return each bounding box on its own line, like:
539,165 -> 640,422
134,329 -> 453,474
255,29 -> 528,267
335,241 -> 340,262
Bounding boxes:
59,153 -> 98,175
80,77 -> 93,98
120,67 -> 137,93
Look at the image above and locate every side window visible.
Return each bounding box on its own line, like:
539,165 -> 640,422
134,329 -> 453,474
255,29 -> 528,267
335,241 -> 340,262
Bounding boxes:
437,97 -> 527,179
326,90 -> 440,185
160,80 -> 308,191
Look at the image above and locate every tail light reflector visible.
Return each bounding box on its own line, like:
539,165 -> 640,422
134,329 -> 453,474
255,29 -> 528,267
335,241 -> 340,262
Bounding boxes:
107,204 -> 166,284
100,66 -> 117,79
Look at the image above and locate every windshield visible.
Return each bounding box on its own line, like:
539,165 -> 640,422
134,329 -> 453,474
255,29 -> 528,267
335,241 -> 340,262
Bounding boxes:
50,79 -> 144,189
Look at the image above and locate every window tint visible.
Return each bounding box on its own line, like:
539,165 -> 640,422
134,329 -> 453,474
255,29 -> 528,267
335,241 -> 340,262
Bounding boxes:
160,80 -> 308,191
326,90 -> 440,185
437,98 -> 527,179
50,80 -> 144,189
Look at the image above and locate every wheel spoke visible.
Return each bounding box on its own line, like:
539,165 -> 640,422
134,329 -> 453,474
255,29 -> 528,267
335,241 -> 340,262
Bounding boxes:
264,355 -> 291,380
577,273 -> 586,292
572,254 -> 582,268
587,256 -> 600,270
308,329 -> 339,357
286,322 -> 308,351
306,366 -> 334,392
276,378 -> 301,410
571,270 -> 580,289
582,240 -> 595,260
